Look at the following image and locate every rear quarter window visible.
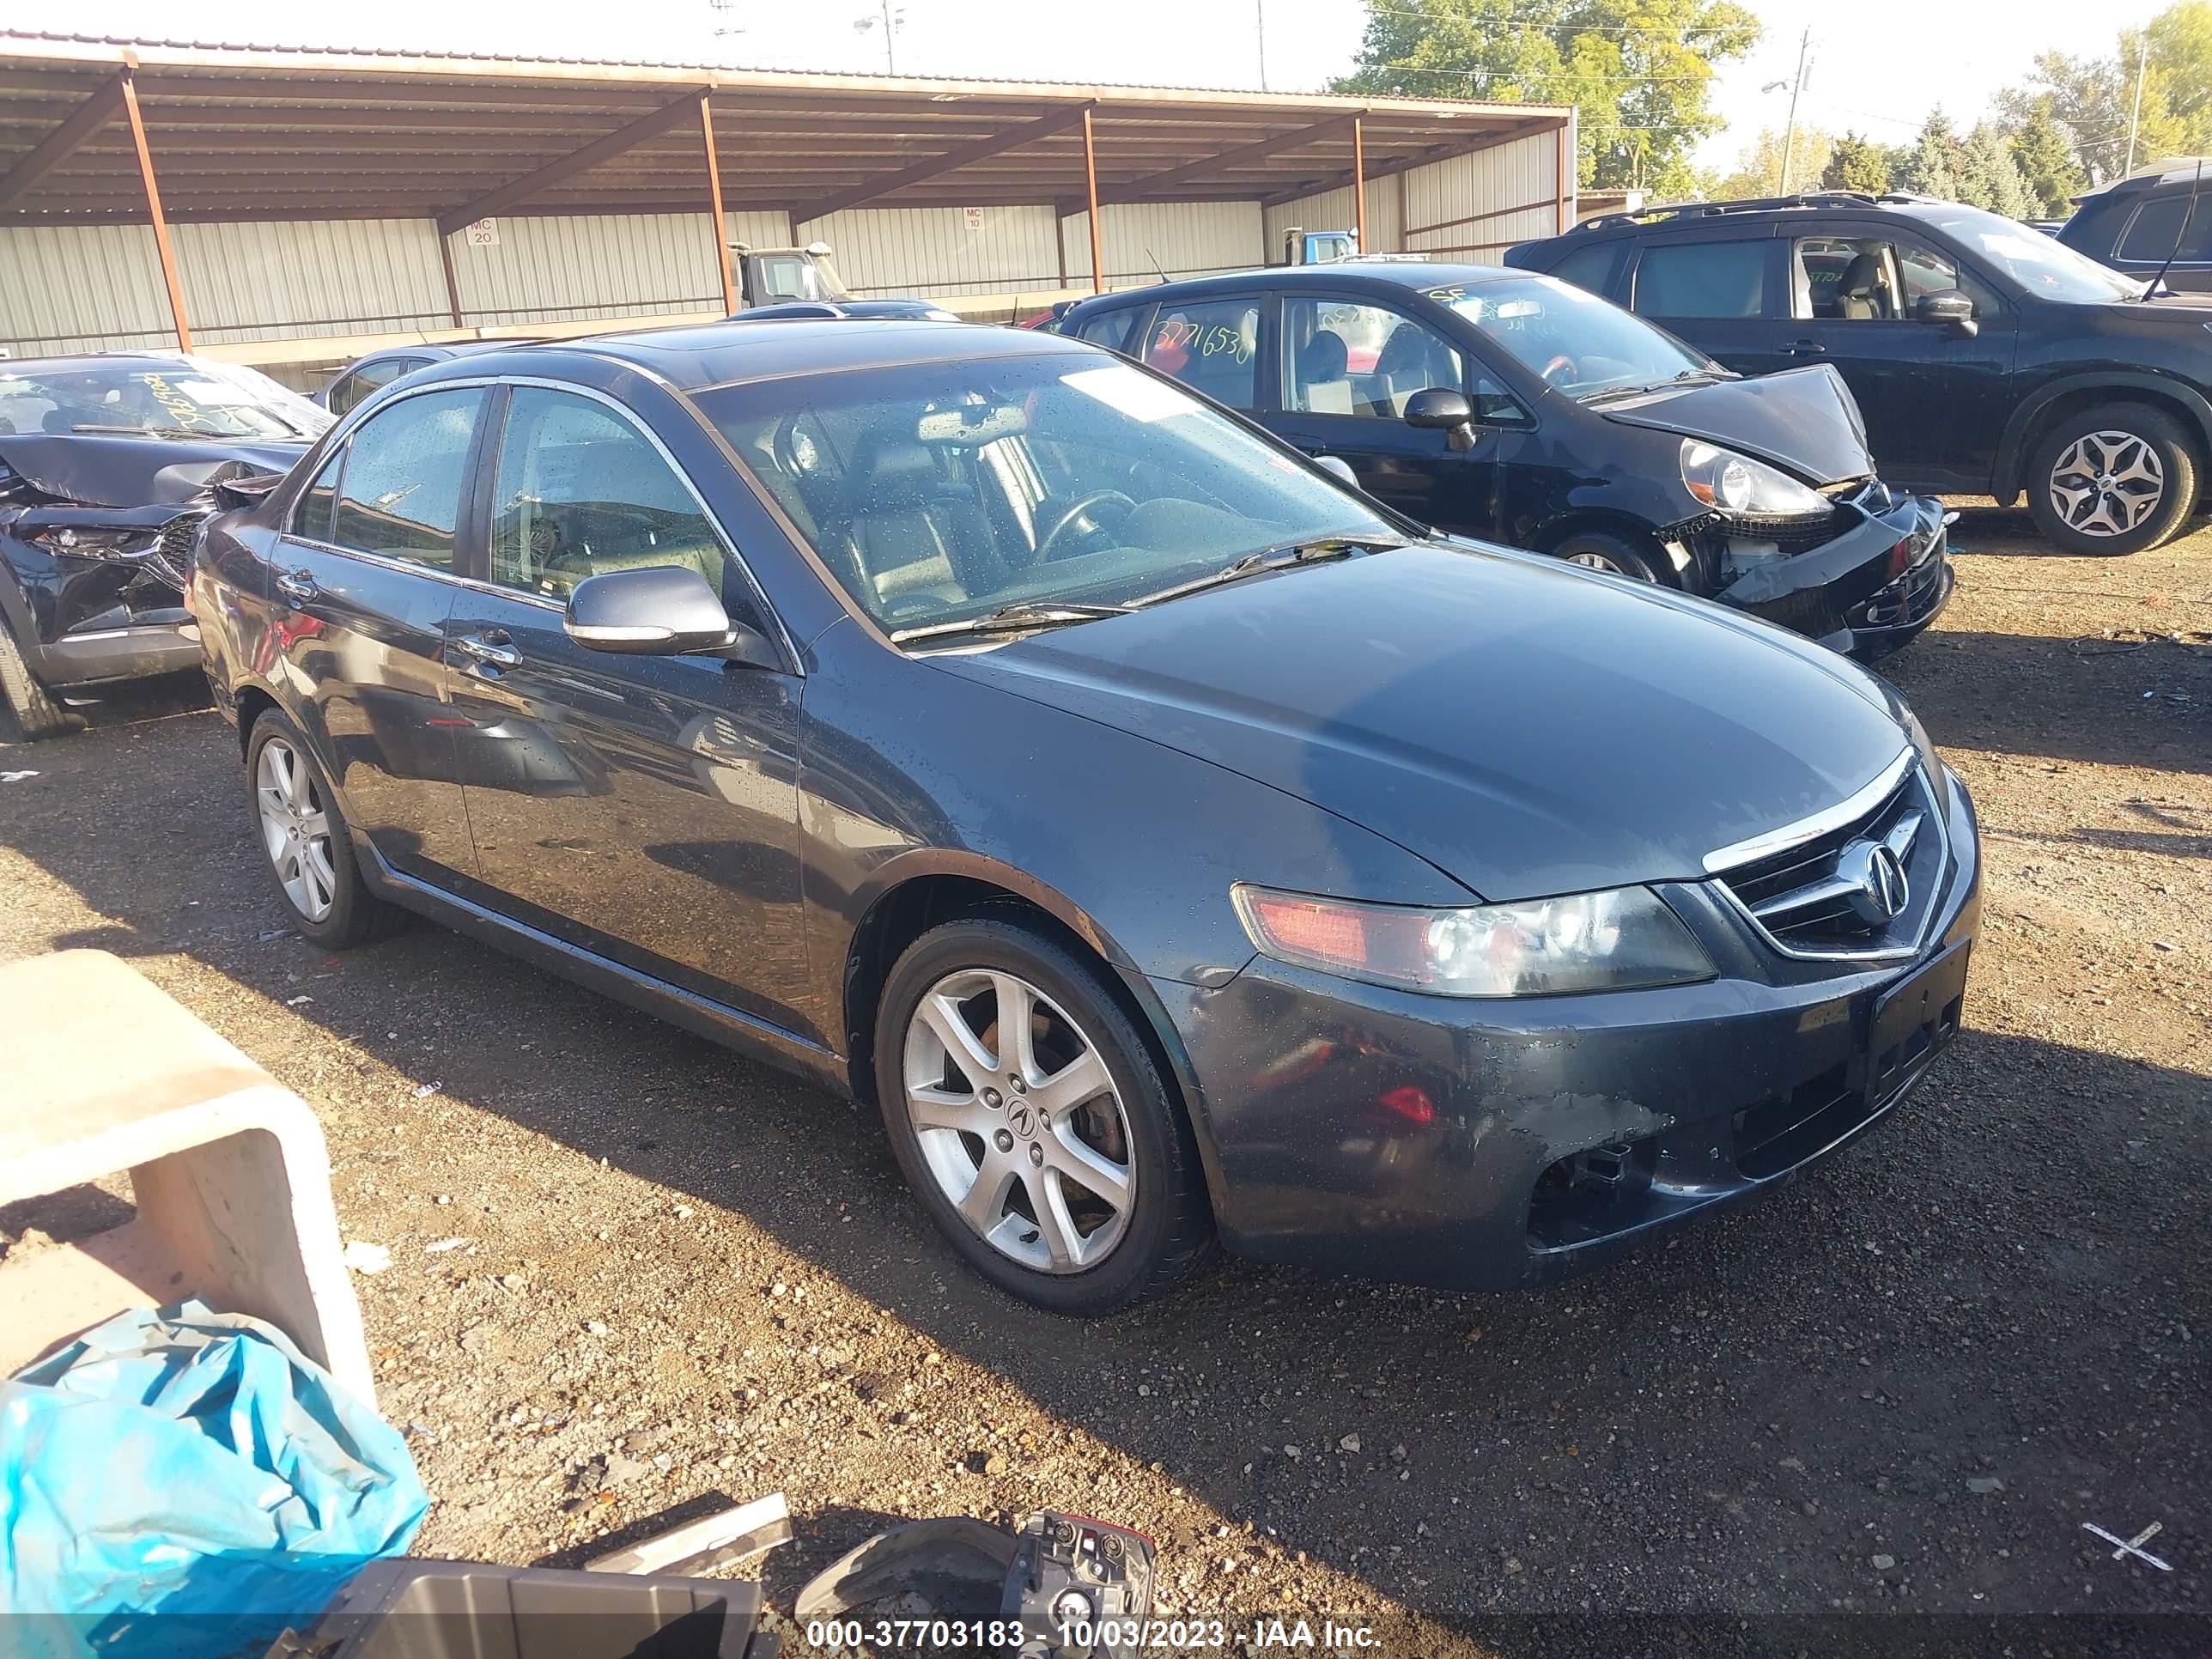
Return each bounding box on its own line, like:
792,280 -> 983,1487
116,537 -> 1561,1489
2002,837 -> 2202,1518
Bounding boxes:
1546,240 -> 1624,297
1073,307 -> 1146,354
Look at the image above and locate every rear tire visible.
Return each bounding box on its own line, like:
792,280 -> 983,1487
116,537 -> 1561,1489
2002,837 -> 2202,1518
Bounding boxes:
244,708 -> 405,948
873,918 -> 1212,1316
2027,403 -> 2198,556
1550,529 -> 1668,584
0,619 -> 82,742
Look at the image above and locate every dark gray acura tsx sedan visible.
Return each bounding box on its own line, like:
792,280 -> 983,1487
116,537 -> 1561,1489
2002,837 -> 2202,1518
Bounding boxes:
194,319 -> 1979,1315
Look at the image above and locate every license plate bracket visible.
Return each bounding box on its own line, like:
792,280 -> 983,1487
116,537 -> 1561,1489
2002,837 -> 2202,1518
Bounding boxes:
1866,939 -> 1971,1104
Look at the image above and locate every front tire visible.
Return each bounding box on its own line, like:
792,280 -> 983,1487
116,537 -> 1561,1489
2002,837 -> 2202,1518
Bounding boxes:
873,919 -> 1212,1315
0,620 -> 82,741
2027,404 -> 2199,556
1550,529 -> 1668,584
244,708 -> 404,947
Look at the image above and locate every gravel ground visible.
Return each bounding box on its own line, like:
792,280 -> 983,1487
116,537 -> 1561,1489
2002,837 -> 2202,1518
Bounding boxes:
3,507 -> 2208,1655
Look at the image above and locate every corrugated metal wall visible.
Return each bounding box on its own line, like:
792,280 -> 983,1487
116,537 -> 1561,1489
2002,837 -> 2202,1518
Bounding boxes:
1263,129 -> 1565,268
0,223 -> 173,356
1058,202 -> 1265,290
454,210 -> 740,327
0,133 -> 1565,358
803,204 -> 1064,302
1401,130 -> 1565,264
1261,179 -> 1403,262
175,218 -> 448,343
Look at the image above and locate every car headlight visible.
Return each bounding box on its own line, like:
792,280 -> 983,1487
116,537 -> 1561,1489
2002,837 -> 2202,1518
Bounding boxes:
1231,883 -> 1713,998
30,526 -> 158,560
1680,439 -> 1829,520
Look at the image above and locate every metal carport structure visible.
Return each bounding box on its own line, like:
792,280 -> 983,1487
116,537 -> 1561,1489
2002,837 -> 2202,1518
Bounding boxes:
0,33 -> 1573,365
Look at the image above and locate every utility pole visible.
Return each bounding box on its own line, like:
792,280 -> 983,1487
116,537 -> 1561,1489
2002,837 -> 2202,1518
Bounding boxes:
1255,0 -> 1269,93
854,1 -> 902,74
2124,45 -> 2148,173
1776,26 -> 1812,195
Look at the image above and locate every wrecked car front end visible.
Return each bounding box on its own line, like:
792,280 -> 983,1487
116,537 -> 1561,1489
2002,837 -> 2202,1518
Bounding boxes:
0,436 -> 306,702
1669,479 -> 1954,662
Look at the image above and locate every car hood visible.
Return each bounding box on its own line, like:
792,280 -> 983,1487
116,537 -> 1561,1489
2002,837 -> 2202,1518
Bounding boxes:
1595,365 -> 1875,486
931,544 -> 1912,902
0,432 -> 307,507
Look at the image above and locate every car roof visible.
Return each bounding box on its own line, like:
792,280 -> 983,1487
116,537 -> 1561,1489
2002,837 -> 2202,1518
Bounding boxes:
1076,262 -> 1534,307
1552,192 -> 1973,244
426,317 -> 1101,392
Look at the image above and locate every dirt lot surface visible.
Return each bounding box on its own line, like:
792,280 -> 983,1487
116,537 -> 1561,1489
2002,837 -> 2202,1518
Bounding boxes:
3,507 -> 2209,1655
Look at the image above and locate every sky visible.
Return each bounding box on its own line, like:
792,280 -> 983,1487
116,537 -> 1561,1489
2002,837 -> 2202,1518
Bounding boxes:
21,0 -> 2177,173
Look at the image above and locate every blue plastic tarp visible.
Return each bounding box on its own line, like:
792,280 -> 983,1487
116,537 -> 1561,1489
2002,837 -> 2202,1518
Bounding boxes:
0,1300 -> 427,1659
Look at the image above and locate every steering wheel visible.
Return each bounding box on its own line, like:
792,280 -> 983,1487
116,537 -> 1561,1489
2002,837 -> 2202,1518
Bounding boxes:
1034,490 -> 1136,562
1538,354 -> 1577,386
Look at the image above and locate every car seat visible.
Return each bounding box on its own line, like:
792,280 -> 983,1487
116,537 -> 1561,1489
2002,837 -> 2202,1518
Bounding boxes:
1294,330 -> 1353,414
1372,323 -> 1461,416
833,434 -> 1006,617
1835,252 -> 1894,320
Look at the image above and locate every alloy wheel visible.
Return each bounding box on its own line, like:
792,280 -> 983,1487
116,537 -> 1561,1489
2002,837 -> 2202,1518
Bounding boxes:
256,735 -> 337,923
1562,550 -> 1630,574
2047,430 -> 2165,538
902,968 -> 1135,1274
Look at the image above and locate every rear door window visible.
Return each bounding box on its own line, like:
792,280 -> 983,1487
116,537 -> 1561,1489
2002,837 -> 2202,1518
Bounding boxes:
330,388 -> 483,571
1139,295 -> 1263,410
1632,238 -> 1773,319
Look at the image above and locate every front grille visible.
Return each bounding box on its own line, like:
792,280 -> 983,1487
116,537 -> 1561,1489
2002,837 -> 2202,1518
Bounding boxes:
148,510 -> 207,586
1713,764 -> 1948,958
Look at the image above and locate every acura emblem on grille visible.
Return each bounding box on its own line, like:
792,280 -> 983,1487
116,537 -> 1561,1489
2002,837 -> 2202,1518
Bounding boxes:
1837,837 -> 1909,925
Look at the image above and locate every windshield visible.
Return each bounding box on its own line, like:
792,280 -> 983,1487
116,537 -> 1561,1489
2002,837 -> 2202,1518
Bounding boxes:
1425,275 -> 1712,398
1925,205 -> 2146,302
750,252 -> 854,304
0,356 -> 331,441
696,351 -> 1397,638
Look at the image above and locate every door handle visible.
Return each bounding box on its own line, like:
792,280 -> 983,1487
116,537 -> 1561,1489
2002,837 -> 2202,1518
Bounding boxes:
274,568 -> 317,604
451,630 -> 520,669
1781,339 -> 1828,356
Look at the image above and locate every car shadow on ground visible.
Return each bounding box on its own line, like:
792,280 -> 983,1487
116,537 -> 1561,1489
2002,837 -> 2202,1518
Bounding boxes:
1881,628 -> 2209,775
2,710 -> 2205,1636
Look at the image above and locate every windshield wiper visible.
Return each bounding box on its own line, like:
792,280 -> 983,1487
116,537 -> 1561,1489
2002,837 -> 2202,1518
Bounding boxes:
1130,537 -> 1380,609
70,422 -> 237,440
890,599 -> 1132,645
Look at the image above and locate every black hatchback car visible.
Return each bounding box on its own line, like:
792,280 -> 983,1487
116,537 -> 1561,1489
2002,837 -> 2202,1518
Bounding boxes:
1062,264 -> 1953,660
1509,191 -> 2212,556
196,319 -> 1978,1315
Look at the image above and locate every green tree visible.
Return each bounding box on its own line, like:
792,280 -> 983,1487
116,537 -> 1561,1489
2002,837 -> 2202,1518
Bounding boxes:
1960,122 -> 2039,217
1822,131 -> 1896,195
1898,112 -> 1966,198
1334,0 -> 1760,194
2142,1 -> 2212,143
2008,98 -> 2085,216
1711,125 -> 1833,199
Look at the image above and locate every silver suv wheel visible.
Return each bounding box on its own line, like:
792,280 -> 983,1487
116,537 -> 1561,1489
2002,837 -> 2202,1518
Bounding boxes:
2046,429 -> 2166,538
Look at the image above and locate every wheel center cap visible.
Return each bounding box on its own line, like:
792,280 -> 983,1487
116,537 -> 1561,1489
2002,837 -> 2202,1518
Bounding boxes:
1009,1104 -> 1037,1139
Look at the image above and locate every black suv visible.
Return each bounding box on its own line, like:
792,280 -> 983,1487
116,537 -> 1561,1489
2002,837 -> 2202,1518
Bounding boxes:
1508,191 -> 2212,556
2058,161 -> 2209,295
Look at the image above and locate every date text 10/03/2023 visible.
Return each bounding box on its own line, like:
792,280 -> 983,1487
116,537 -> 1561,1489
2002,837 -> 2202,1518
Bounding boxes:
799,1617 -> 1383,1651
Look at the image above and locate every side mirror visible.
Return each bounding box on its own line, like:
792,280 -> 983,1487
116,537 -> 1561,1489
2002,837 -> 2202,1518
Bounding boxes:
1403,387 -> 1481,453
1311,454 -> 1358,488
564,564 -> 776,666
1911,289 -> 1978,337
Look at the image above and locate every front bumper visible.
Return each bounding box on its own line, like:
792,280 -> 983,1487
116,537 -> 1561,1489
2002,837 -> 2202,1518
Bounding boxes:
1,506 -> 207,690
1692,489 -> 1954,661
1152,770 -> 1980,1293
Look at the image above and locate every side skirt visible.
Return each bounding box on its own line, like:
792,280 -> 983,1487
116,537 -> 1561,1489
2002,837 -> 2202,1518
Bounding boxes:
356,837 -> 851,1096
